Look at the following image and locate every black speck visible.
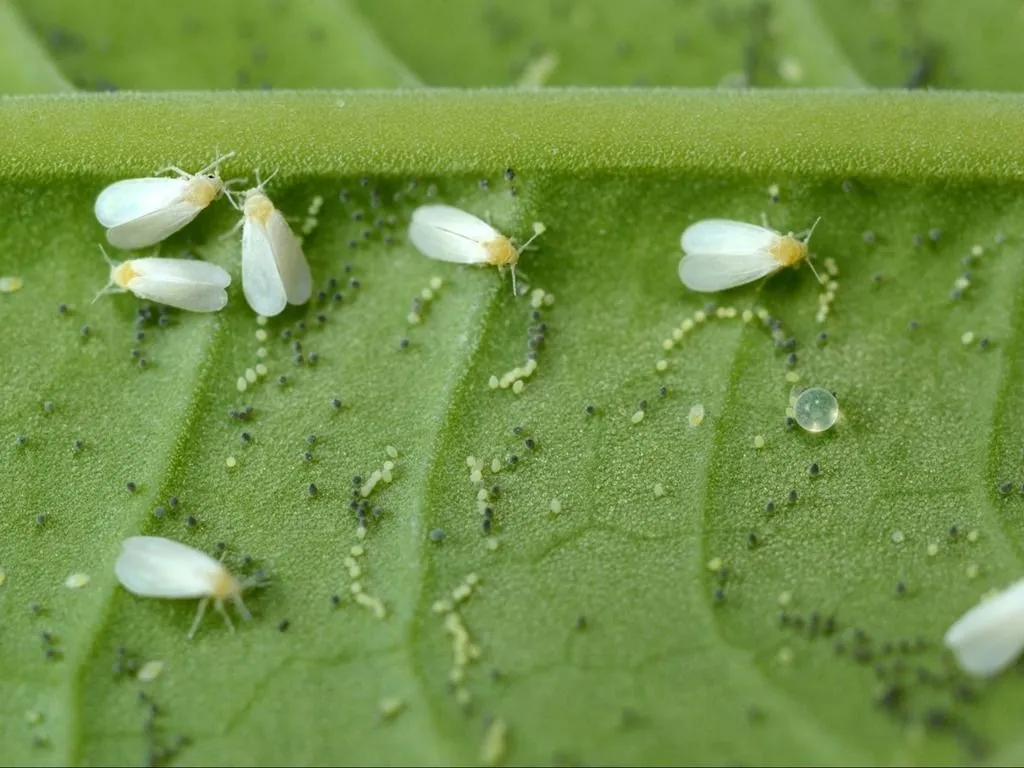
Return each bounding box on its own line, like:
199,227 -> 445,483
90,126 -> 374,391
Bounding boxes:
35,513 -> 46,525
307,483 -> 318,497
787,489 -> 797,504
429,528 -> 445,542
876,683 -> 904,710
126,481 -> 137,493
399,338 -> 409,349
999,481 -> 1012,495
168,496 -> 179,508
808,462 -> 820,477
240,432 -> 252,444
953,682 -> 976,703
80,324 -> 90,337
277,619 -> 290,632
524,438 -> 536,450
852,646 -> 873,664
895,581 -> 907,596
185,515 -> 197,528
330,594 -> 341,607
712,588 -> 725,605
331,397 -> 341,409
16,435 -> 27,446
816,331 -> 828,345
585,404 -> 596,415
504,167 -> 515,181
153,506 -> 166,518
764,500 -> 775,515
747,532 -> 758,548
908,319 -> 920,331
924,707 -> 953,731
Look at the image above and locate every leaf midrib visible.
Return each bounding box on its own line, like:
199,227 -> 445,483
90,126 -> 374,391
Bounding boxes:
2,91 -> 1024,184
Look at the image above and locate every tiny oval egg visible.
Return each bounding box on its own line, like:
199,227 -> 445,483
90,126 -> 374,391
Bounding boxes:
793,387 -> 839,433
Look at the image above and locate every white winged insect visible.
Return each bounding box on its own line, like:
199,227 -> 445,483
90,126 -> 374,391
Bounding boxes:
407,204 -> 543,295
114,536 -> 266,639
944,577 -> 1024,677
93,245 -> 231,312
225,172 -> 312,317
94,151 -> 237,250
678,216 -> 822,293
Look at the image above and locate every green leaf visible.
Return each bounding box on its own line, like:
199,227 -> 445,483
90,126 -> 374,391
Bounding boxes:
11,0 -> 418,89
1,89 -> 1024,767
0,0 -> 73,93
3,0 -> 1024,764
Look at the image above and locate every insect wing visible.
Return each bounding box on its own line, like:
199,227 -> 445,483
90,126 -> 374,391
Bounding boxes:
678,249 -> 780,292
95,178 -> 190,228
408,204 -> 498,264
241,218 -> 288,316
115,536 -> 223,599
266,210 -> 312,306
681,219 -> 778,257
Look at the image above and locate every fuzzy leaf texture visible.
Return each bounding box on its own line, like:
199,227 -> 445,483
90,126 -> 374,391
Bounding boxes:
1,0 -> 1024,766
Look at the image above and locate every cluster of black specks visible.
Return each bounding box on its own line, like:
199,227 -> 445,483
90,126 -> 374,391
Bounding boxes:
137,690 -> 189,768
40,628 -> 62,662
710,565 -> 730,605
777,612 -> 989,758
336,174 -> 413,251
229,405 -> 255,422
526,309 -> 547,358
151,494 -> 183,521
112,645 -> 140,678
127,303 -> 175,369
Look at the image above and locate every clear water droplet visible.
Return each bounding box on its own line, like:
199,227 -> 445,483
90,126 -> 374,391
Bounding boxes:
793,388 -> 839,433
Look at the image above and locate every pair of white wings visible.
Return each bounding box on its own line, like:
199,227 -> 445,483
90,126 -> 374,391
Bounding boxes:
679,219 -> 785,292
115,536 -> 228,599
408,204 -> 502,264
95,176 -> 213,250
121,257 -> 231,312
240,204 -> 312,317
945,578 -> 1024,677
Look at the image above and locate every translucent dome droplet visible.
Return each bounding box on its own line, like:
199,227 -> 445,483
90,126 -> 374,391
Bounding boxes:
793,387 -> 839,433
